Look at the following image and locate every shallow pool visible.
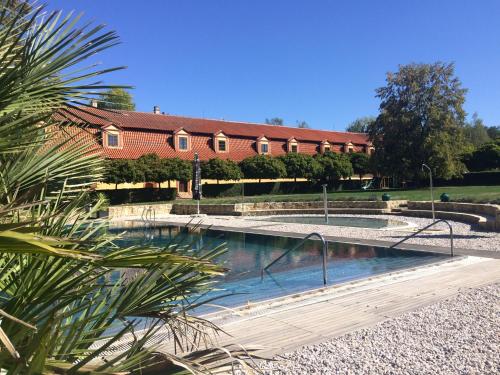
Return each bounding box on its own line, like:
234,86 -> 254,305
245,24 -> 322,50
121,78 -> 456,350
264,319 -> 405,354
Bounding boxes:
111,225 -> 447,313
258,215 -> 408,229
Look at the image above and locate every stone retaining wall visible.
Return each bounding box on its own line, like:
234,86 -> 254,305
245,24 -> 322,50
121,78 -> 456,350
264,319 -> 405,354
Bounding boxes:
171,204 -> 239,216
108,203 -> 172,218
407,201 -> 500,231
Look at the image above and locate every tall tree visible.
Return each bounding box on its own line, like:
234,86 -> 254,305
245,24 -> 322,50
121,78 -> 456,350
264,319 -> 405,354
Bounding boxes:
103,159 -> 139,189
463,112 -> 491,147
97,88 -> 135,111
296,120 -> 310,128
369,62 -> 468,181
486,125 -> 500,140
265,117 -> 284,126
346,116 -> 375,133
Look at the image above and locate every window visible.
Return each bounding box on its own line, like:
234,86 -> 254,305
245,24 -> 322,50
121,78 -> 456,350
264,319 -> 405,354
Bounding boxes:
324,146 -> 331,153
291,144 -> 298,153
261,143 -> 269,153
179,136 -> 188,150
218,139 -> 226,151
107,133 -> 118,147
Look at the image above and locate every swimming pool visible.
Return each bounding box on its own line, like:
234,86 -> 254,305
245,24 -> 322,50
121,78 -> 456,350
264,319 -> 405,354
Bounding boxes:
257,215 -> 409,229
110,225 -> 448,313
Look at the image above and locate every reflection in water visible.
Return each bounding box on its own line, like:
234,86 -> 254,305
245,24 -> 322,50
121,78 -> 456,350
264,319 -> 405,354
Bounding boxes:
110,225 -> 447,313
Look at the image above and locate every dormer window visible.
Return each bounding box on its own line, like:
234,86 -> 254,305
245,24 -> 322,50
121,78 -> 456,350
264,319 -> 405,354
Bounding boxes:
320,140 -> 331,154
344,142 -> 354,153
256,136 -> 270,155
174,128 -> 190,151
366,144 -> 375,155
102,125 -> 122,149
287,137 -> 299,153
214,131 -> 229,153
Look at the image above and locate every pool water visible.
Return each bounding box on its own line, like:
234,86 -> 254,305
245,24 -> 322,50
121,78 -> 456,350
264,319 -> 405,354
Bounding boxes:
258,215 -> 407,229
111,225 -> 447,313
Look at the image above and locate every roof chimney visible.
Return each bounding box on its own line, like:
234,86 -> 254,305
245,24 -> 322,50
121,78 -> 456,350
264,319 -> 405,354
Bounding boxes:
90,99 -> 98,108
153,105 -> 160,114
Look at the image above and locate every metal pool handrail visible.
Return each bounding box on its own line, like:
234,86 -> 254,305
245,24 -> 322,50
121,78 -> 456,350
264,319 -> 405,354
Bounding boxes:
141,206 -> 156,227
261,232 -> 329,286
390,219 -> 454,257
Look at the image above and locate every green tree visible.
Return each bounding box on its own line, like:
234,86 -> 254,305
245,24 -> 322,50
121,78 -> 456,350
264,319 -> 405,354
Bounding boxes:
166,157 -> 192,183
486,125 -> 500,140
369,62 -> 468,181
465,141 -> 500,171
265,117 -> 284,126
201,158 -> 242,183
463,113 -> 491,147
239,155 -> 286,182
135,153 -> 169,187
279,153 -> 321,181
296,120 -> 310,128
314,152 -> 353,186
349,152 -> 371,181
97,88 -> 135,111
346,116 -> 375,133
103,159 -> 138,189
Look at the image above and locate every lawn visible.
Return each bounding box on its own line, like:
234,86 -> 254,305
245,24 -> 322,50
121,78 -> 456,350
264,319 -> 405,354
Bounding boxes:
177,185 -> 500,205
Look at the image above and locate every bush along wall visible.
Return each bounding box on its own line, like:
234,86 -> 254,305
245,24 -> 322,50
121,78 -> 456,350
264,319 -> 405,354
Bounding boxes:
100,188 -> 177,205
201,181 -> 319,198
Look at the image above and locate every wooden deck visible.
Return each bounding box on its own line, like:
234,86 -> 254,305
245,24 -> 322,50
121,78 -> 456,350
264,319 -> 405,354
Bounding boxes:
196,256 -> 500,358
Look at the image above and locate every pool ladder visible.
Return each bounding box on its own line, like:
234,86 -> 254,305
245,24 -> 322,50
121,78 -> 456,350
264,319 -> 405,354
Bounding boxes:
261,232 -> 329,286
390,219 -> 454,257
141,206 -> 156,228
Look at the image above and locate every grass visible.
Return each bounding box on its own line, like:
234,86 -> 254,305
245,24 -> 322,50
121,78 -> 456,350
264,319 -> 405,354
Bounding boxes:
176,185 -> 500,205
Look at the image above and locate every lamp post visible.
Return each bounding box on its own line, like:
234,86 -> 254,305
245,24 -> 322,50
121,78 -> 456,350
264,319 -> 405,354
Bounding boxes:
421,163 -> 435,221
322,184 -> 329,224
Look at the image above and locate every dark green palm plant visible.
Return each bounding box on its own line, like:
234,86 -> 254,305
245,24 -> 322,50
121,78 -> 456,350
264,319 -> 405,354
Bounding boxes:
0,1 -> 255,373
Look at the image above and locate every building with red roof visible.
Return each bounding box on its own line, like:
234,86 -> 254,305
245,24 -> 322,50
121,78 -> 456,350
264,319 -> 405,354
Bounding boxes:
57,105 -> 373,162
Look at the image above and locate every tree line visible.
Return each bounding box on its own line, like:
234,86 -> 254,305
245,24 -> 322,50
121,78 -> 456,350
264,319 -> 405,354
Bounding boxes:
104,151 -> 372,189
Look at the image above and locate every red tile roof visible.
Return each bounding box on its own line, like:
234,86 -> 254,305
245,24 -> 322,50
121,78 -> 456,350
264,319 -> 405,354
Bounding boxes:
57,107 -> 369,144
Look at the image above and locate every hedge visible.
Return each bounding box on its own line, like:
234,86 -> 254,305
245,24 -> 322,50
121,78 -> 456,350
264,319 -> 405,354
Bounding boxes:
434,171 -> 500,187
100,188 -> 177,205
199,180 -> 364,198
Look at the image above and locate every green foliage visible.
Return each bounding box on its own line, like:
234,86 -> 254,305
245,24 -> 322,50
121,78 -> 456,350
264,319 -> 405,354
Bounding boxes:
264,117 -> 284,125
369,62 -> 468,180
103,159 -> 139,188
349,152 -> 371,179
296,120 -> 309,128
465,141 -> 500,171
279,153 -> 321,180
314,152 -> 353,183
164,157 -> 192,182
96,88 -> 135,111
0,2 -> 253,373
135,153 -> 168,185
346,116 -> 375,133
486,126 -> 500,140
201,158 -> 241,182
463,113 -> 492,147
239,155 -> 286,181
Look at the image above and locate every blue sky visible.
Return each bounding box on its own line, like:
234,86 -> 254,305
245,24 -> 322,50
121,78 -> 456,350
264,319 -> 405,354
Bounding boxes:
48,0 -> 500,130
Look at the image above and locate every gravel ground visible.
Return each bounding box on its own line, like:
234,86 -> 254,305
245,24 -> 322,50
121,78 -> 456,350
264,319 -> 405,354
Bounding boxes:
258,283 -> 500,375
131,214 -> 500,252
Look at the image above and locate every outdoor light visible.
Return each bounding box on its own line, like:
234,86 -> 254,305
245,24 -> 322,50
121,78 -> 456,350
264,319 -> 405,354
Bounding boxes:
422,163 -> 435,221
